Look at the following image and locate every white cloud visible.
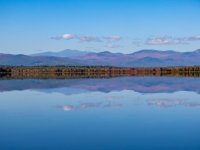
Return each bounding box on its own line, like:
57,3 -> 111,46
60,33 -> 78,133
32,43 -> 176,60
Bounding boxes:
62,34 -> 74,40
51,33 -> 74,40
51,34 -> 101,42
146,35 -> 200,45
77,35 -> 102,42
51,34 -> 122,43
103,35 -> 122,42
146,36 -> 187,45
188,35 -> 200,41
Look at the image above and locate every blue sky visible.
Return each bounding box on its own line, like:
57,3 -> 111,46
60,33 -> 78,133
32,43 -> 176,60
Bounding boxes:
0,0 -> 200,54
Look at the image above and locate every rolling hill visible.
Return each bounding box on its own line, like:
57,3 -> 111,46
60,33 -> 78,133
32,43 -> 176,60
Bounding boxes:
0,49 -> 200,67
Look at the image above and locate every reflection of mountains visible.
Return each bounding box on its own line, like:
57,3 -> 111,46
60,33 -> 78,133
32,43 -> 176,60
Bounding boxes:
1,77 -> 200,94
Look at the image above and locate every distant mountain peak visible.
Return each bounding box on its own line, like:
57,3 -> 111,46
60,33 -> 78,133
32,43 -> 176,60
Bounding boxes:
100,51 -> 112,54
32,49 -> 89,58
98,51 -> 113,56
132,49 -> 177,54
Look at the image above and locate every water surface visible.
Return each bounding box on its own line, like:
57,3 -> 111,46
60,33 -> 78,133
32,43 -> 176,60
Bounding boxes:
0,77 -> 200,150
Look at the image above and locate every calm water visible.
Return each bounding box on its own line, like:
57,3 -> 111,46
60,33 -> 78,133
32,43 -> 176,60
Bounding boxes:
0,77 -> 200,150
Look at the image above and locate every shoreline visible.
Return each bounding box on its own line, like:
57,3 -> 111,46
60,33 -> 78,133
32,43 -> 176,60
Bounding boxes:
1,66 -> 200,79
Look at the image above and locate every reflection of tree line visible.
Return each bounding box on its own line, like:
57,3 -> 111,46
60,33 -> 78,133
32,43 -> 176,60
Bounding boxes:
0,66 -> 200,78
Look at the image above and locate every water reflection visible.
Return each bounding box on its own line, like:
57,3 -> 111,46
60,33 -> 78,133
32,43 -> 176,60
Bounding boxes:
56,102 -> 122,112
51,91 -> 200,112
1,77 -> 200,93
1,77 -> 200,149
147,98 -> 200,107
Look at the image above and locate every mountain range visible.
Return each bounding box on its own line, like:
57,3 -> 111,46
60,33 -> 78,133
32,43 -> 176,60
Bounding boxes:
0,49 -> 200,67
32,49 -> 89,58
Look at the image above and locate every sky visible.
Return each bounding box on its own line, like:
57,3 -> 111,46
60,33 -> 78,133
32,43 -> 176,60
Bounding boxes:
0,0 -> 200,54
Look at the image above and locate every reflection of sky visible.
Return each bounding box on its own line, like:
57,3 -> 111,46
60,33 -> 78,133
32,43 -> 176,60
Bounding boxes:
1,89 -> 200,149
1,90 -> 200,112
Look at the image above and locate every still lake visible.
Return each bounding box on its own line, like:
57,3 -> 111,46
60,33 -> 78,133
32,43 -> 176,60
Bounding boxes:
0,77 -> 200,150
